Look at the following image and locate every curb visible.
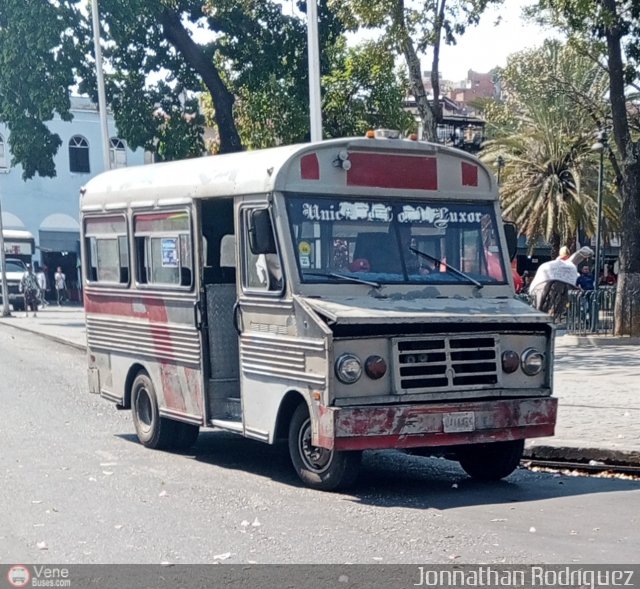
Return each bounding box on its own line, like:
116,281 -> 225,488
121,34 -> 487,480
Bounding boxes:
556,333 -> 640,347
0,320 -> 86,352
524,444 -> 640,467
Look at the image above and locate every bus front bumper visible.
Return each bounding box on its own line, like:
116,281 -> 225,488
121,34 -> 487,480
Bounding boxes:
316,397 -> 557,452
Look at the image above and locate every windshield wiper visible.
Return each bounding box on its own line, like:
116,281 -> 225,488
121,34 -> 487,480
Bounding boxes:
409,247 -> 483,289
304,271 -> 381,288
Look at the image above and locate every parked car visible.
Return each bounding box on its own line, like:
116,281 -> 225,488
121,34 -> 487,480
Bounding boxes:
0,258 -> 27,310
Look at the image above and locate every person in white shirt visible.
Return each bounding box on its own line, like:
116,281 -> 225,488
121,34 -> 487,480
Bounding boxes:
35,263 -> 48,307
54,266 -> 66,306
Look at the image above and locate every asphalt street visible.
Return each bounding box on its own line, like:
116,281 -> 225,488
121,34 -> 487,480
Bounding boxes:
1,328 -> 639,565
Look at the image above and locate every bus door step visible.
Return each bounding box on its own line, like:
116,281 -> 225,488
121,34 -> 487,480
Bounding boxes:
223,397 -> 242,421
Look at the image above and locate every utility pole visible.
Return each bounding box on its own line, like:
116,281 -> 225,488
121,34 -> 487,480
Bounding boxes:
0,194 -> 12,317
306,0 -> 322,142
91,0 -> 111,171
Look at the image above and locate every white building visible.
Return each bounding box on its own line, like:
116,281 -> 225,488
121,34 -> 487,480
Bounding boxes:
0,96 -> 145,299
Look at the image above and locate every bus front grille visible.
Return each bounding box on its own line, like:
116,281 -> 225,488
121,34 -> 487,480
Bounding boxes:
393,334 -> 499,393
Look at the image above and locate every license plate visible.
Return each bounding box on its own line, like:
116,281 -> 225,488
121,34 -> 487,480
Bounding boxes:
442,411 -> 475,433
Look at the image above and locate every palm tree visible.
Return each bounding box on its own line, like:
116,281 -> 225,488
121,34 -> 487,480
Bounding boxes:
481,40 -> 618,258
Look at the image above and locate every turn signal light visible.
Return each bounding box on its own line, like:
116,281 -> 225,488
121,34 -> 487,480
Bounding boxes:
365,355 -> 387,379
501,350 -> 519,373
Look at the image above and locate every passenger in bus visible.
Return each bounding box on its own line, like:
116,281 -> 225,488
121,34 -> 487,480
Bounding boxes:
256,253 -> 283,290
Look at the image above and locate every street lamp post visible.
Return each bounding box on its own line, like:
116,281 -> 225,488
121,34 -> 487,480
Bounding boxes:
591,130 -> 608,293
496,155 -> 505,187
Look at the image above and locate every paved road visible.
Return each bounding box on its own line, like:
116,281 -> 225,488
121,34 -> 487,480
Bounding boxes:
1,328 -> 639,564
3,306 -> 640,463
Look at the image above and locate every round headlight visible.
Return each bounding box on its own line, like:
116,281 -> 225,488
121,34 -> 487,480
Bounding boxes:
521,348 -> 544,376
501,350 -> 520,373
335,353 -> 363,384
365,355 -> 387,379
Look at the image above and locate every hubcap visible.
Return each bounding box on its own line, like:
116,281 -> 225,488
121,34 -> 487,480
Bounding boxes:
135,386 -> 153,434
298,417 -> 333,473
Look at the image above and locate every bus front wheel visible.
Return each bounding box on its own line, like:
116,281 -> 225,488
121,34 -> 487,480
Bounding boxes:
288,404 -> 361,491
457,439 -> 524,481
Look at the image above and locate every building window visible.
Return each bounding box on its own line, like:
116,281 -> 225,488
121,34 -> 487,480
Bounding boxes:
109,137 -> 127,169
69,135 -> 90,173
0,135 -> 7,169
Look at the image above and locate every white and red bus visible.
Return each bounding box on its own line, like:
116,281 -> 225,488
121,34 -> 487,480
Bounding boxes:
80,132 -> 557,490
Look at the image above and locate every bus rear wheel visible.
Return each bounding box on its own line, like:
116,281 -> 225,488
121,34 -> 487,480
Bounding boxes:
457,439 -> 524,481
131,372 -> 198,451
288,404 -> 361,491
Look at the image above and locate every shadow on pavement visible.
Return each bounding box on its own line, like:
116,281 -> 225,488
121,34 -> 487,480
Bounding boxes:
117,430 -> 640,509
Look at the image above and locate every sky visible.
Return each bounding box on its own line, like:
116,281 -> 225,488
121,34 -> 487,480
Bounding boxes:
434,0 -> 562,82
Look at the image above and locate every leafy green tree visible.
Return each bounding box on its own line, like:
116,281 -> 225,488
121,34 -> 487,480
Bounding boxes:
329,0 -> 501,141
534,0 -> 640,335
481,40 -> 616,257
320,39 -> 414,139
94,0 -> 241,155
0,0 -> 84,179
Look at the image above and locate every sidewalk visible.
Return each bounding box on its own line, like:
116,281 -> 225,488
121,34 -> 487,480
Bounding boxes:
1,306 -> 639,466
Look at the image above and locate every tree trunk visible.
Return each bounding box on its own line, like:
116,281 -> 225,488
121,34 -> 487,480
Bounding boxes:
602,0 -> 640,335
613,155 -> 640,335
394,0 -> 436,141
159,9 -> 242,154
549,233 -> 561,260
428,0 -> 447,142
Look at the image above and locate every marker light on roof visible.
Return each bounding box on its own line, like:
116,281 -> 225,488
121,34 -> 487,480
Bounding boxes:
374,128 -> 401,139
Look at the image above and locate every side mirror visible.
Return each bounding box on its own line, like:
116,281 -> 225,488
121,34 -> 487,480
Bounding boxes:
248,209 -> 277,255
503,221 -> 518,261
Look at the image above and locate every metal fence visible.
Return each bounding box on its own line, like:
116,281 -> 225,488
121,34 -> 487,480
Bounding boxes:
565,288 -> 616,335
515,288 -> 617,335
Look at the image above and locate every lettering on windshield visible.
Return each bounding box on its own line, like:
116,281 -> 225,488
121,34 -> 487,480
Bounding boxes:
301,202 -> 484,229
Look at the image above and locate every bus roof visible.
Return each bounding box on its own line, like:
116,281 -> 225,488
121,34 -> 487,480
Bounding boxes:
80,137 -> 495,212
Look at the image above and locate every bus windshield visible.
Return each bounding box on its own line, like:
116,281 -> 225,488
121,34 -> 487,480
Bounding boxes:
285,194 -> 507,286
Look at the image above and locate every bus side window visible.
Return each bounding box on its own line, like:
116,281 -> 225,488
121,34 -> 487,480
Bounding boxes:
133,211 -> 192,288
243,209 -> 283,292
84,216 -> 129,285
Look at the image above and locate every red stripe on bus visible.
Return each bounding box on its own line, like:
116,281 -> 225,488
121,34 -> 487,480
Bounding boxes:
300,153 -> 320,180
347,153 -> 437,190
461,161 -> 479,187
84,292 -> 188,413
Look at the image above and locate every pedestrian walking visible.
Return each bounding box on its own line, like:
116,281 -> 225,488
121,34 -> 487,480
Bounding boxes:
54,266 -> 67,305
20,264 -> 40,317
35,263 -> 48,308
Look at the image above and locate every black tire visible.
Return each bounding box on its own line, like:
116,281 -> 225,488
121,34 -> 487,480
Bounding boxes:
288,404 -> 361,491
458,439 -> 524,481
131,372 -> 176,450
